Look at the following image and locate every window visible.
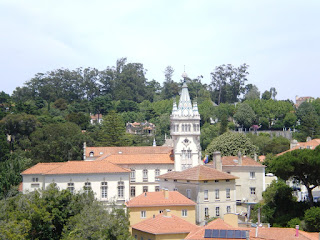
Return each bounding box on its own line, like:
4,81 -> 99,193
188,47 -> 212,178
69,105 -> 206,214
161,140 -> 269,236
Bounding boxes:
215,189 -> 220,199
173,188 -> 178,191
167,169 -> 172,172
186,189 -> 191,199
141,210 -> 146,218
68,183 -> 74,194
31,183 -> 40,188
204,180 -> 208,183
187,150 -> 192,159
89,151 -> 94,157
227,206 -> 231,213
140,237 -> 143,240
182,209 -> 188,217
174,179 -> 177,182
143,169 -> 148,182
216,207 -> 220,216
84,182 -> 91,194
101,182 -> 108,198
159,210 -> 163,213
250,187 -> 256,195
182,150 -> 186,159
155,186 -> 160,192
32,177 -> 39,182
226,188 -> 230,199
205,207 -> 209,217
130,169 -> 136,182
118,181 -> 124,198
155,169 -> 160,181
204,190 -> 208,201
134,235 -> 137,239
131,186 -> 136,197
250,172 -> 255,179
226,179 -> 230,182
215,180 -> 219,183
143,186 -> 148,192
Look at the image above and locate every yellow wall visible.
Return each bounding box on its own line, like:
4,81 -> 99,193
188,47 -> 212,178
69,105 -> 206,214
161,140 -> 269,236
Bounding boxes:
132,229 -> 189,240
128,205 -> 195,226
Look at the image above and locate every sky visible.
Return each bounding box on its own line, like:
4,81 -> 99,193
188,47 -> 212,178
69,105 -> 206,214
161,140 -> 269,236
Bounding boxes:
0,0 -> 319,101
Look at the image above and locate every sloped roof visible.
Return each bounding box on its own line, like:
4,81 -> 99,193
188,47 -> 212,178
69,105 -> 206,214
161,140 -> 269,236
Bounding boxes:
102,153 -> 174,165
132,213 -> 199,235
277,139 -> 320,156
221,156 -> 264,167
126,191 -> 196,208
158,165 -> 238,181
21,161 -> 130,175
85,146 -> 173,157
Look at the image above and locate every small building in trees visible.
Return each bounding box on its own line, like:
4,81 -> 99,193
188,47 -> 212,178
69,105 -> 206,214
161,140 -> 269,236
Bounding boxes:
126,121 -> 155,136
90,113 -> 103,124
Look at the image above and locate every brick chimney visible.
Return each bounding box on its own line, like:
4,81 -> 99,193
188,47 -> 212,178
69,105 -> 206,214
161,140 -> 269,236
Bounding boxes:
163,188 -> 169,199
163,209 -> 171,217
212,151 -> 222,171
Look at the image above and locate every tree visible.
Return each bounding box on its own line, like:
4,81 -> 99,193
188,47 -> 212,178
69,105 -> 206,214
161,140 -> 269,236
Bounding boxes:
269,146 -> 320,206
296,102 -> 320,139
210,64 -> 249,104
244,84 -> 260,101
66,112 -> 91,130
30,122 -> 86,163
304,207 -> 320,232
162,66 -> 180,99
270,87 -> 277,100
261,90 -> 271,100
234,103 -> 256,129
205,131 -> 257,157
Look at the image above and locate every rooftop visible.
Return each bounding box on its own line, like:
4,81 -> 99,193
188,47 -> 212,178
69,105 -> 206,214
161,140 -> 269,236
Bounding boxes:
21,161 -> 130,175
132,213 -> 199,235
126,190 -> 196,208
221,156 -> 264,167
158,165 -> 238,181
101,153 -> 174,165
277,139 -> 320,156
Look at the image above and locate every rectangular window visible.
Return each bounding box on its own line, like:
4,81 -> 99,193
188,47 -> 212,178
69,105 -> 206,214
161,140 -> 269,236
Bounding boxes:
205,207 -> 209,217
215,189 -> 220,199
68,182 -> 74,194
141,211 -> 146,218
204,190 -> 208,201
227,206 -> 231,213
118,181 -> 124,198
167,169 -> 172,172
204,180 -> 208,183
216,207 -> 220,216
187,150 -> 192,159
32,177 -> 39,182
143,169 -> 148,182
143,186 -> 148,192
130,186 -> 136,197
130,169 -> 136,182
215,180 -> 219,182
173,188 -> 178,191
155,186 -> 160,192
226,179 -> 230,182
250,172 -> 255,179
84,182 -> 91,194
226,188 -> 230,199
250,187 -> 256,195
31,183 -> 40,188
155,169 -> 160,181
134,235 -> 137,239
186,189 -> 191,199
182,209 -> 187,217
182,150 -> 186,159
101,182 -> 108,198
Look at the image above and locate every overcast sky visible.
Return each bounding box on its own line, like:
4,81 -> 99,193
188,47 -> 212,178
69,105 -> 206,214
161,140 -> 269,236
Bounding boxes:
0,0 -> 319,101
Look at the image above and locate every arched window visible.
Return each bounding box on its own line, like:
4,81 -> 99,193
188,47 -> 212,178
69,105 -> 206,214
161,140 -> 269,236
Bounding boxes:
89,151 -> 94,157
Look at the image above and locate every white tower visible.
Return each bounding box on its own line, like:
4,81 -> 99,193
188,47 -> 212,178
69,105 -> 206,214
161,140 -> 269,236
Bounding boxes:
171,72 -> 201,171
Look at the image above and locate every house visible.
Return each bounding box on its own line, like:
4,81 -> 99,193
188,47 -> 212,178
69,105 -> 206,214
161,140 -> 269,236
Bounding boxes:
278,138 -> 320,156
185,218 -> 319,240
21,161 -> 130,206
126,189 -> 196,226
90,113 -> 103,124
295,96 -> 314,108
207,152 -> 265,215
126,121 -> 156,136
159,165 -> 238,225
131,209 -> 199,240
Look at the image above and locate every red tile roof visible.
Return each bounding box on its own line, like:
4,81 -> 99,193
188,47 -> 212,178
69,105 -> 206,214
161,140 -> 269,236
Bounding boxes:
158,165 -> 238,181
85,146 -> 173,158
102,153 -> 174,165
21,161 -> 130,175
126,191 -> 196,208
277,139 -> 320,156
132,213 -> 199,235
221,156 -> 264,167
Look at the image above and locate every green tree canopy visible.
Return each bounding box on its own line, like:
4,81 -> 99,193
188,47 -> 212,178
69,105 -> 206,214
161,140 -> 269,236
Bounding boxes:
234,103 -> 256,129
304,207 -> 320,232
205,131 -> 257,157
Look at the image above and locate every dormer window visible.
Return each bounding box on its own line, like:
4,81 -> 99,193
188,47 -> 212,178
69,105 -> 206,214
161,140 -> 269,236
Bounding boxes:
89,151 -> 94,157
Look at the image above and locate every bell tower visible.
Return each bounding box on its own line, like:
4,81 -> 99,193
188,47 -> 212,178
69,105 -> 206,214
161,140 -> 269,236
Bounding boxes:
171,72 -> 201,171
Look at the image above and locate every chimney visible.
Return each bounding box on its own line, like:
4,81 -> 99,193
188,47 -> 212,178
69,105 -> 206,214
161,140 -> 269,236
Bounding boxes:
212,152 -> 222,171
163,209 -> 171,217
290,139 -> 298,149
295,225 -> 299,237
163,188 -> 169,199
83,142 -> 86,160
254,152 -> 257,162
306,137 -> 311,142
238,151 -> 242,165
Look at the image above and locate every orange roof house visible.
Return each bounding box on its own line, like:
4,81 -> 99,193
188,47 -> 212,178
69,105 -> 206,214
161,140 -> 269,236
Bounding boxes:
126,190 -> 196,226
277,138 -> 320,156
131,210 -> 199,240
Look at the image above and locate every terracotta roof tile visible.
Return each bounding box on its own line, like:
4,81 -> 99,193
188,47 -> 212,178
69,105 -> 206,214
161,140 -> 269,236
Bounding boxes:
221,156 -> 264,167
21,161 -> 130,175
277,139 -> 320,156
85,146 -> 173,157
158,165 -> 238,181
102,153 -> 174,165
126,191 -> 196,207
132,213 -> 199,235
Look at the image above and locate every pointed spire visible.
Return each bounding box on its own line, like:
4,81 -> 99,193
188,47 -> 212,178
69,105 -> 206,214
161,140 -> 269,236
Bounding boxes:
177,80 -> 193,117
